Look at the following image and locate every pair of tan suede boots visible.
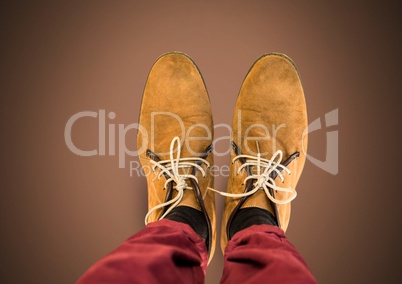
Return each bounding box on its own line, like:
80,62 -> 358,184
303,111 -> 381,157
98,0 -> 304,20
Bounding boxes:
137,52 -> 308,264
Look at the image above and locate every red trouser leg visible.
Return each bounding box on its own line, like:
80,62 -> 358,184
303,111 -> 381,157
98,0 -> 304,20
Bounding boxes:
220,224 -> 317,284
76,219 -> 207,284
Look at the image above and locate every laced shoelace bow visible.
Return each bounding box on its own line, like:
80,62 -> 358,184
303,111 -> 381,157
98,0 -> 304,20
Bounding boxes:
145,136 -> 211,225
210,144 -> 297,205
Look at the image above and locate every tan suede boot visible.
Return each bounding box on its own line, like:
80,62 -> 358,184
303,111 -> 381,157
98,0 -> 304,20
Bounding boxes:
137,52 -> 216,263
220,53 -> 308,253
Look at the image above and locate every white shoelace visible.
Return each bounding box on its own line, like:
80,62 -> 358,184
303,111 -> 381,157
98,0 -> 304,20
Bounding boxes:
210,147 -> 297,205
145,137 -> 210,225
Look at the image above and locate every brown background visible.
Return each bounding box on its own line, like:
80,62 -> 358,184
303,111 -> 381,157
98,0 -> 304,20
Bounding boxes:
1,0 -> 401,283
